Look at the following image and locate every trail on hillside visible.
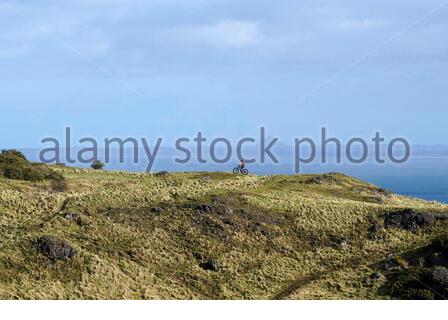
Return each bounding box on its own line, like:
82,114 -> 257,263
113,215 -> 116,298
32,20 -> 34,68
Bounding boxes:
271,271 -> 330,300
270,253 -> 392,300
270,257 -> 363,300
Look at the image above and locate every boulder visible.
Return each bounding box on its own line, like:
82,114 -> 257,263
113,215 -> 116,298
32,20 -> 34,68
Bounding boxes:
199,259 -> 220,271
37,236 -> 76,260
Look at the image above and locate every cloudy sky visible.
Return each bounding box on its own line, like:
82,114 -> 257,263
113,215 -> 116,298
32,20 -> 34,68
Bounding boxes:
1,0 -> 447,147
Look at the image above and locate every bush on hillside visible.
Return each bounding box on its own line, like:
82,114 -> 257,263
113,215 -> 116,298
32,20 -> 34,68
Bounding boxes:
0,149 -> 67,184
91,160 -> 105,170
1,165 -> 25,180
0,149 -> 28,165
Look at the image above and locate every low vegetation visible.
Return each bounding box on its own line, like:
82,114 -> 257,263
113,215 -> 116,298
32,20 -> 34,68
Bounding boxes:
0,150 -> 64,183
0,162 -> 446,299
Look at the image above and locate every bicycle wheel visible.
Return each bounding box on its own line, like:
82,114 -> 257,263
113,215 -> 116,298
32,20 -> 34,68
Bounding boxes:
233,167 -> 240,174
241,168 -> 249,175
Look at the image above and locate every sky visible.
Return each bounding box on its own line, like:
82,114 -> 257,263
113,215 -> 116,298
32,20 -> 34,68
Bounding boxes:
1,0 -> 448,147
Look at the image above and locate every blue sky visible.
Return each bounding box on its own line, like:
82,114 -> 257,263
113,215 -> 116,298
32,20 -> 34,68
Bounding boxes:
1,0 -> 448,147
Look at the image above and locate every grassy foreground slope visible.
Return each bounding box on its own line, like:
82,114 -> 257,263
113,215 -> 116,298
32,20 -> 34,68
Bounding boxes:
0,167 -> 447,299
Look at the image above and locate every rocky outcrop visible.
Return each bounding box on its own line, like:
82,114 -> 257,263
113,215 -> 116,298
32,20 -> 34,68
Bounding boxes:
37,236 -> 76,260
384,209 -> 437,230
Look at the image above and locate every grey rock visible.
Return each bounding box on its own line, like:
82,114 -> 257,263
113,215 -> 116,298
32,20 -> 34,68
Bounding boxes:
37,236 -> 76,260
384,209 -> 436,230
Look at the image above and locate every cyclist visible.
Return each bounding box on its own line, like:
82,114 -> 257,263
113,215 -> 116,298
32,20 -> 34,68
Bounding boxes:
233,159 -> 249,175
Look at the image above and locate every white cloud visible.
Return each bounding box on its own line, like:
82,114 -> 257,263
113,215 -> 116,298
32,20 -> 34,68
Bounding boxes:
172,21 -> 262,48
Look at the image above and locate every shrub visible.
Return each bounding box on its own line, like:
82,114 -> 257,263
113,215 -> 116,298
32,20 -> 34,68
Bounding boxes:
45,169 -> 64,181
24,165 -> 60,182
91,160 -> 105,170
0,149 -> 67,183
22,166 -> 46,182
0,149 -> 27,160
0,149 -> 28,165
1,165 -> 25,180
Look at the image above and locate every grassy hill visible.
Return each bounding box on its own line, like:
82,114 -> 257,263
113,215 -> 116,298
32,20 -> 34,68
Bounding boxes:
0,166 -> 447,299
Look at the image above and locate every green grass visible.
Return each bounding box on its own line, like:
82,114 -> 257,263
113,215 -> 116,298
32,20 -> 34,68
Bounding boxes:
0,167 -> 447,299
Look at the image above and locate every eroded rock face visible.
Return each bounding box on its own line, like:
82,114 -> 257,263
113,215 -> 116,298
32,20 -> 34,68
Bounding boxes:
384,209 -> 436,230
37,236 -> 76,260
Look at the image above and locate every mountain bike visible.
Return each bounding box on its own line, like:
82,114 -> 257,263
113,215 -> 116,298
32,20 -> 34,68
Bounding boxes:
233,165 -> 249,175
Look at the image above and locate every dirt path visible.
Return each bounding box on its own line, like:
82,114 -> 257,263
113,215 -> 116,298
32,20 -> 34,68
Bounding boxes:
270,257 -> 366,300
271,271 -> 331,300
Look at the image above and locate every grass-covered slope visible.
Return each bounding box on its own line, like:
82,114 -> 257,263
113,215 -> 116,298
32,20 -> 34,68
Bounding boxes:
0,167 -> 447,299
